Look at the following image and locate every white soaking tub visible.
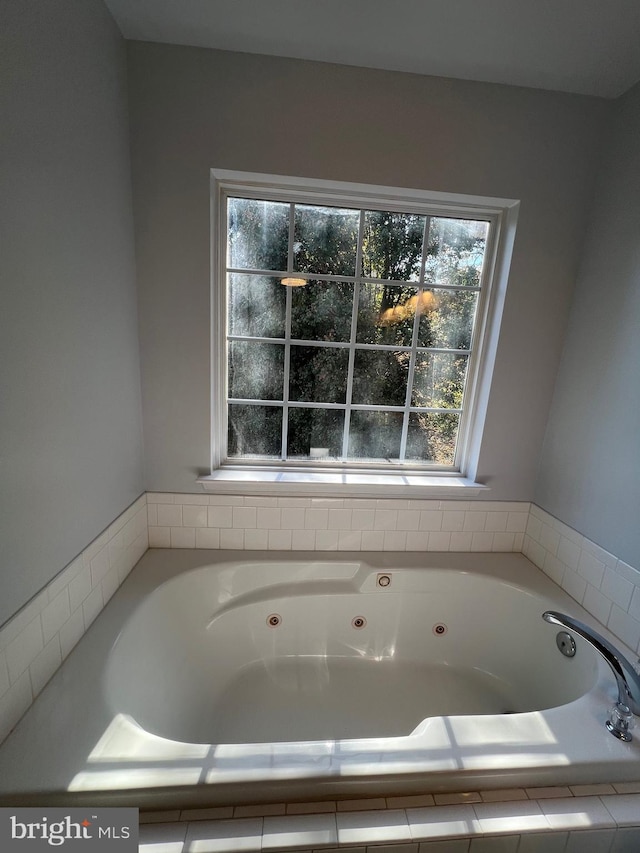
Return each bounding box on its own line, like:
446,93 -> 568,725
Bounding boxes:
0,550 -> 639,810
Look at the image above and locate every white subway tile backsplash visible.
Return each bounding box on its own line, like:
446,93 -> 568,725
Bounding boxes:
442,511 -> 466,532
157,503 -> 182,528
338,530 -> 362,551
485,512 -> 508,532
577,550 -> 606,588
220,529 -> 245,549
428,532 -> 451,551
582,585 -> 612,626
449,532 -> 472,552
360,530 -> 385,551
82,586 -> 104,629
406,532 -> 431,551
29,636 -> 62,697
491,533 -> 515,552
5,617 -> 44,684
195,527 -> 221,549
233,506 -> 257,529
506,512 -> 527,533
58,607 -> 85,659
615,560 -> 640,586
471,532 -> 494,551
258,508 -> 282,530
101,565 -> 120,604
315,530 -> 340,551
463,512 -> 486,532
305,508 -> 329,530
41,590 -> 71,645
268,530 -> 293,551
182,505 -> 208,528
291,529 -> 315,550
375,510 -> 399,531
542,554 -> 565,586
383,531 -> 408,551
170,527 -> 196,548
539,524 -> 560,556
561,569 -> 587,604
557,537 -> 581,571
0,496 -> 148,746
351,509 -> 375,530
601,568 -> 634,611
148,526 -> 171,547
0,672 -> 32,745
208,506 -> 233,528
328,509 -> 353,530
608,606 -> 640,652
420,511 -> 443,531
628,587 -> 640,622
396,511 -> 421,531
0,653 -> 10,698
244,529 -> 269,550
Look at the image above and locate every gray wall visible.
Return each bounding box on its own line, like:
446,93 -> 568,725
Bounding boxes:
127,42 -> 609,499
536,81 -> 640,569
0,0 -> 144,627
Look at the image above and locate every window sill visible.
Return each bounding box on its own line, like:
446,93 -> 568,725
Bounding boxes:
197,469 -> 489,499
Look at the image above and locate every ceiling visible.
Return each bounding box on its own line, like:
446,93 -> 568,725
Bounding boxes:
104,0 -> 640,99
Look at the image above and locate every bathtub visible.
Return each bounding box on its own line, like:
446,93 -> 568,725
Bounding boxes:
0,550 -> 639,809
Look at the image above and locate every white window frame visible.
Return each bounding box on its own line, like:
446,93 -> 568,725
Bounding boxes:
199,169 -> 519,498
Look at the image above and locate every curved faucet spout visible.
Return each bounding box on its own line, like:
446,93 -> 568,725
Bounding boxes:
543,610 -> 640,716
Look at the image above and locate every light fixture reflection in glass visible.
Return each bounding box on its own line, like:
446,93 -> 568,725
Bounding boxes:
281,277 -> 307,287
377,290 -> 438,326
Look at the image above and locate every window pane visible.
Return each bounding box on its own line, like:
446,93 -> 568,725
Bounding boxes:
228,341 -> 284,400
362,210 -> 425,281
228,274 -> 286,338
356,283 -> 417,346
287,408 -> 344,460
406,412 -> 459,465
227,197 -> 289,271
289,345 -> 349,403
416,289 -> 478,350
291,280 -> 354,342
412,352 -> 468,409
352,349 -> 408,406
293,204 -> 359,276
425,217 -> 488,287
228,404 -> 282,458
348,411 -> 403,461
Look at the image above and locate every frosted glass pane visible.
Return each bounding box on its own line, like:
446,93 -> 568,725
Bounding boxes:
425,217 -> 488,287
289,346 -> 349,403
357,283 -> 417,346
227,197 -> 289,271
287,408 -> 344,460
412,353 -> 468,409
406,412 -> 459,465
348,411 -> 403,461
228,341 -> 284,400
228,405 -> 282,458
228,274 -> 286,339
352,350 -> 408,406
362,210 -> 425,281
293,204 -> 359,276
291,280 -> 354,342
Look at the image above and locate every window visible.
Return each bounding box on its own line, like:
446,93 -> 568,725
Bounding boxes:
209,171 -> 517,491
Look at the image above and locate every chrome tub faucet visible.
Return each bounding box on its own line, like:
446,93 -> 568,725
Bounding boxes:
543,610 -> 640,741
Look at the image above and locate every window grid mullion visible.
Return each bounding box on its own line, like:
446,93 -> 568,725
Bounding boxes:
228,398 -> 463,415
280,203 -> 296,460
227,266 -> 481,293
341,210 -> 365,460
399,215 -> 432,462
